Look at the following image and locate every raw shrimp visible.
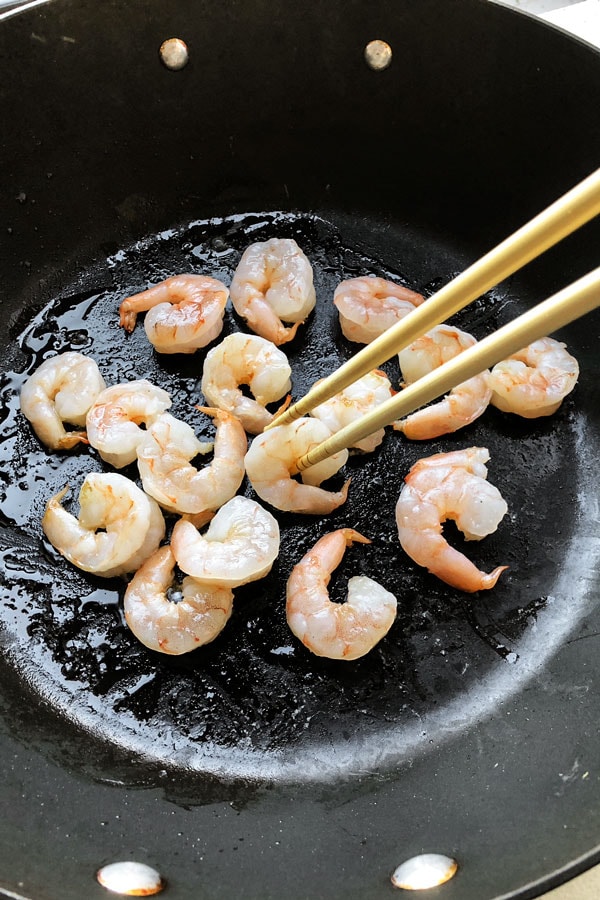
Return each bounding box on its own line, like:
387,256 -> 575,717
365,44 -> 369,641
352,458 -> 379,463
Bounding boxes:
42,472 -> 165,578
171,495 -> 280,587
119,274 -> 229,354
244,418 -> 350,514
310,369 -> 394,452
395,447 -> 508,592
136,407 -> 247,521
201,333 -> 292,434
333,275 -> 424,344
286,528 -> 398,660
124,545 -> 234,654
488,337 -> 579,418
393,324 -> 492,440
229,238 -> 316,345
86,380 -> 171,468
19,351 -> 106,450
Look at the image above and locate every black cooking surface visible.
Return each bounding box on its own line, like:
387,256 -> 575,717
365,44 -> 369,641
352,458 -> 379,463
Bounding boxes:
0,210 -> 591,783
1,0 -> 600,895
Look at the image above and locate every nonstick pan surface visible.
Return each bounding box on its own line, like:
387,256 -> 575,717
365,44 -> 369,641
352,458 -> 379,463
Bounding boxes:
1,1 -> 599,898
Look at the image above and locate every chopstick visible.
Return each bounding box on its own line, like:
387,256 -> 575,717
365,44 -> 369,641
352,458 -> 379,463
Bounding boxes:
294,266 -> 600,469
267,167 -> 600,436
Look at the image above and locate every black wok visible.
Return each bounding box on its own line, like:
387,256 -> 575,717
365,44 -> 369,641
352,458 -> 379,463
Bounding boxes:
0,1 -> 599,898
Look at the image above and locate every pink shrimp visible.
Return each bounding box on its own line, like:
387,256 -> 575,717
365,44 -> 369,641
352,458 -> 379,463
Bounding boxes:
333,275 -> 424,344
124,545 -> 234,655
286,528 -> 397,660
489,337 -> 579,418
229,238 -> 316,345
393,324 -> 492,440
244,418 -> 350,514
119,274 -> 229,354
396,447 -> 508,592
19,351 -> 106,450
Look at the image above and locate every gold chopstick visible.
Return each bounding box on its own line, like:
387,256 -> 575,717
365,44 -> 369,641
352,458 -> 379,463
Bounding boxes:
294,266 -> 600,470
267,166 -> 600,430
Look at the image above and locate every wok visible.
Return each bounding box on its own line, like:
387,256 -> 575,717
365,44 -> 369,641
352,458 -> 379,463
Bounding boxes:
0,0 -> 599,898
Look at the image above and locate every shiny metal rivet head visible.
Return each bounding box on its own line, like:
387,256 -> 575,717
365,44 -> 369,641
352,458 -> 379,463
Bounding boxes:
391,853 -> 458,891
364,39 -> 392,71
159,38 -> 189,71
97,861 -> 164,896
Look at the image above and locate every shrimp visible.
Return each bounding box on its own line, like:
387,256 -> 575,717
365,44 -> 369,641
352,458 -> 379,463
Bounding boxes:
488,337 -> 579,418
244,418 -> 350,514
171,495 -> 280,587
333,275 -> 424,344
123,545 -> 234,654
393,324 -> 492,440
136,407 -> 247,522
310,369 -> 394,452
201,333 -> 292,434
19,351 -> 106,450
229,238 -> 316,345
286,528 -> 397,660
86,380 -> 171,468
395,447 -> 508,592
42,472 -> 165,578
119,274 -> 229,354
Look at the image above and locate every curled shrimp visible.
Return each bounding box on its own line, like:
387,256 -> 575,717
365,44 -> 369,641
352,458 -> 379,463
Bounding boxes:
244,418 -> 350,514
489,337 -> 579,418
124,545 -> 234,655
310,369 -> 394,452
396,447 -> 508,592
201,333 -> 292,434
136,407 -> 247,522
19,351 -> 106,450
393,325 -> 492,440
42,472 -> 165,578
171,495 -> 280,587
229,238 -> 316,345
333,275 -> 424,344
86,379 -> 171,468
119,274 -> 229,354
286,528 -> 397,660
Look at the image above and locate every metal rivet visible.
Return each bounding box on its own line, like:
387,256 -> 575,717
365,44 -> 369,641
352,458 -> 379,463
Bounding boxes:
391,853 -> 458,891
97,861 -> 164,896
159,38 -> 189,71
364,39 -> 392,71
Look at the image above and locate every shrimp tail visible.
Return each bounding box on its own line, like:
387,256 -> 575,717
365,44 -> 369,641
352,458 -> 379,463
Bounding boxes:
337,478 -> 352,506
196,405 -> 225,419
46,484 -> 71,509
56,431 -> 89,449
119,283 -> 166,331
480,565 -> 509,590
119,300 -> 138,333
392,416 -> 440,441
277,320 -> 304,345
273,393 -> 292,417
306,477 -> 352,515
424,556 -> 508,593
341,528 -> 371,547
182,509 -> 216,529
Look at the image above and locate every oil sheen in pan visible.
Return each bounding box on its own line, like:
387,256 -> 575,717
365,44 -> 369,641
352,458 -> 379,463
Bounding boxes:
0,211 -> 595,782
